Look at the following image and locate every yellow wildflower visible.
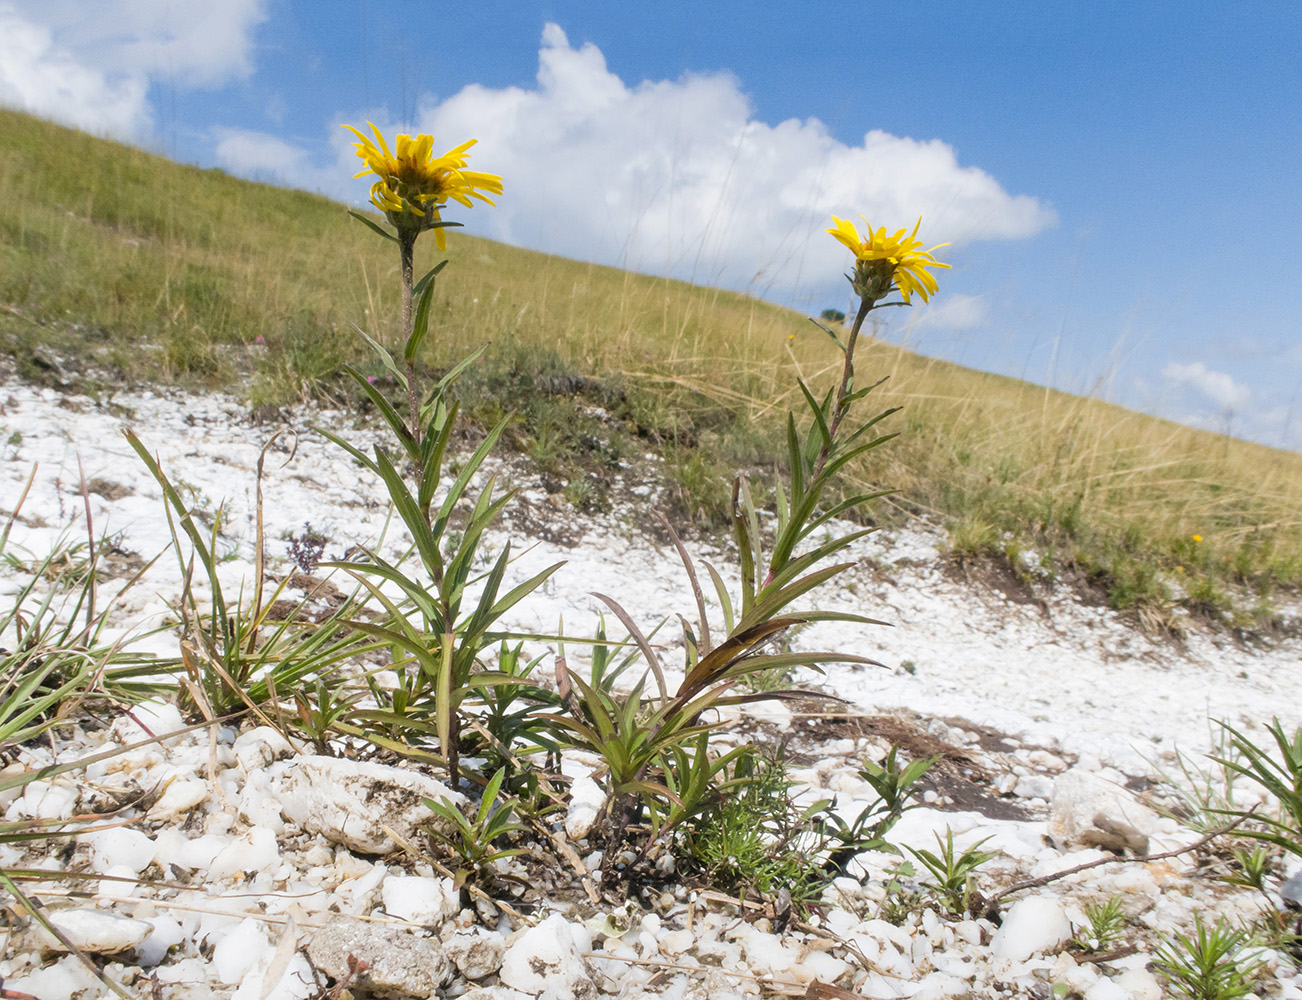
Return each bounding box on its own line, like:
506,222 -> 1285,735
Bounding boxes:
827,216 -> 951,303
1192,534 -> 1203,543
342,122 -> 503,249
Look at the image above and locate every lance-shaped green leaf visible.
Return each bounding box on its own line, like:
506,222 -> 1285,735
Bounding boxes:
822,432 -> 899,479
314,425 -> 380,475
417,399 -> 458,510
431,417 -> 509,541
800,491 -> 894,542
442,480 -> 513,613
796,377 -> 832,454
405,268 -> 437,364
350,325 -> 409,387
124,430 -> 227,625
345,365 -> 418,458
347,209 -> 398,243
372,447 -> 445,582
745,562 -> 855,630
675,617 -> 800,702
592,593 -> 669,701
412,259 -> 449,298
320,550 -> 442,626
704,562 -> 735,635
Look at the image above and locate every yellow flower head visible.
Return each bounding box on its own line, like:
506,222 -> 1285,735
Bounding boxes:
827,216 -> 951,303
343,122 -> 503,250
1192,534 -> 1203,543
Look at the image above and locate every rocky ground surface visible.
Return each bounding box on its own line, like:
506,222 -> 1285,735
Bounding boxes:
3,377 -> 1302,1000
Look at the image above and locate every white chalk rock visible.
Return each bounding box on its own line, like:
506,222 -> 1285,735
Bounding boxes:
213,918 -> 269,984
1085,979 -> 1129,1000
382,874 -> 460,925
138,914 -> 186,966
233,725 -> 295,770
3,955 -> 105,1000
500,914 -> 595,999
273,756 -> 465,854
307,916 -> 451,997
83,827 -> 155,874
445,927 -> 506,980
148,778 -> 209,820
1049,768 -> 1157,854
1115,966 -> 1163,1000
990,897 -> 1072,962
113,698 -> 188,746
233,948 -> 316,1000
42,907 -> 153,954
14,780 -> 79,820
564,774 -> 606,840
209,826 -> 281,881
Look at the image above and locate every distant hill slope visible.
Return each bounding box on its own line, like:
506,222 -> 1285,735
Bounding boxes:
2,107 -> 1299,627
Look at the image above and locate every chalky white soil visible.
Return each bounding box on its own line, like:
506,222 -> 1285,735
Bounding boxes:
2,378 -> 1301,1000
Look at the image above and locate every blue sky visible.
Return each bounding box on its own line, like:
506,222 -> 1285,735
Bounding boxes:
3,1 -> 1299,449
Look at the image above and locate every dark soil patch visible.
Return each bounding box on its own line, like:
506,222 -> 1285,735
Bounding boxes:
943,553 -> 1048,613
86,477 -> 133,501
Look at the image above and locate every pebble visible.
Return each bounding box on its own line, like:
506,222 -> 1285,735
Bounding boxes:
307,916 -> 452,997
382,874 -> 461,925
39,908 -> 153,954
271,755 -> 466,854
990,897 -> 1072,962
499,914 -> 595,999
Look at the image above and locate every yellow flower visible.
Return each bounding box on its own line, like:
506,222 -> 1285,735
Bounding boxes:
827,216 -> 951,303
342,122 -> 503,250
1192,534 -> 1203,543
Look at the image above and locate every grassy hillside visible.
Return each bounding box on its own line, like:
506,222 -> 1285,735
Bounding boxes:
2,108 -> 1300,631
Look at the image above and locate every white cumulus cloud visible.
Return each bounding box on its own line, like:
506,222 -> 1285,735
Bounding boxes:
1161,361 -> 1252,411
0,0 -> 266,138
912,293 -> 989,331
357,24 -> 1055,302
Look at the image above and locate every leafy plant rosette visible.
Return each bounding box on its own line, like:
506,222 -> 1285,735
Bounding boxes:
547,216 -> 952,873
319,123 -> 561,785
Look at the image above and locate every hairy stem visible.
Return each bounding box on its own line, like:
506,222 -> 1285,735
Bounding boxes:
813,294 -> 874,480
399,230 -> 420,447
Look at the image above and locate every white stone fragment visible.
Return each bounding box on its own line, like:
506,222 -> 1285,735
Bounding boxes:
500,913 -> 595,999
1049,768 -> 1157,854
307,916 -> 451,997
13,780 -> 79,820
213,918 -> 269,984
114,698 -> 188,746
3,955 -> 105,1000
273,756 -> 465,854
381,874 -> 460,925
138,914 -> 186,966
564,774 -> 606,840
233,726 -> 295,770
990,897 -> 1072,962
41,907 -> 153,954
209,826 -> 281,881
149,778 -> 210,819
83,826 -> 155,874
444,927 -> 506,980
1115,965 -> 1163,1000
1085,978 -> 1129,1000
233,947 -> 315,1000
1013,774 -> 1055,799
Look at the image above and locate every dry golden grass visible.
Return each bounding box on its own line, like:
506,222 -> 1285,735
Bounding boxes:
2,107 -> 1299,618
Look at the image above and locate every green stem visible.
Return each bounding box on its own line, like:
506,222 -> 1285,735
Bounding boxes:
813,294 -> 874,479
399,230 -> 420,447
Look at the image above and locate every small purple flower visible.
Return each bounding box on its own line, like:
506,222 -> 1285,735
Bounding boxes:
255,335 -> 264,343
367,375 -> 378,383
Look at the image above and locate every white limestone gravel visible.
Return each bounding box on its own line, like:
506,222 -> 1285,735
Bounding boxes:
3,377 -> 1302,999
